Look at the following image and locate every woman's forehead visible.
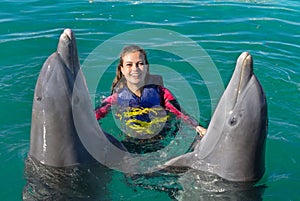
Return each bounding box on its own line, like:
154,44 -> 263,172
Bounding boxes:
123,51 -> 145,62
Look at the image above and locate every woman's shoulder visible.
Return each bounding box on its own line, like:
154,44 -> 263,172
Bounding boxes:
102,93 -> 118,103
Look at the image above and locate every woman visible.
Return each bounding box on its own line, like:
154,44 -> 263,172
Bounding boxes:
95,45 -> 206,153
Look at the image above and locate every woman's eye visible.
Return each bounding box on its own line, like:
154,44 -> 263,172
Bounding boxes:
138,62 -> 144,66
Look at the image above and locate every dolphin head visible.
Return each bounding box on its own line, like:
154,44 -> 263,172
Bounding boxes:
165,52 -> 268,182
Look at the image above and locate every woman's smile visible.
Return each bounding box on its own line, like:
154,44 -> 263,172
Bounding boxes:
130,72 -> 142,78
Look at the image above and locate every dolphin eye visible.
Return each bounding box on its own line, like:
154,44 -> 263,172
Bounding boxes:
229,116 -> 237,126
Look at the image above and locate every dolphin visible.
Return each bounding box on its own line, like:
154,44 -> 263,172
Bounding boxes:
164,52 -> 268,183
28,28 -> 97,166
28,28 -> 126,167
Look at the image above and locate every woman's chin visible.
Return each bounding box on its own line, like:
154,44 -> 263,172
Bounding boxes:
128,79 -> 145,87
129,77 -> 142,83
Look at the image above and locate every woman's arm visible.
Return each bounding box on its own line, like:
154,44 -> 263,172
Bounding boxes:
95,93 -> 117,120
160,86 -> 206,136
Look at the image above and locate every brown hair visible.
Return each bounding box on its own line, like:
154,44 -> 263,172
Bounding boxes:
111,45 -> 150,94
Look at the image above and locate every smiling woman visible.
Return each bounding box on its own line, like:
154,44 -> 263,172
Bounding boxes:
95,45 -> 207,153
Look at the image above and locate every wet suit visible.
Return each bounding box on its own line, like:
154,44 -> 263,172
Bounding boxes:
95,84 -> 199,153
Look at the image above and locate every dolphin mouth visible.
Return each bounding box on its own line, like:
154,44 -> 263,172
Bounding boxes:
59,28 -> 73,43
233,52 -> 253,105
57,28 -> 78,74
63,28 -> 73,40
238,53 -> 253,92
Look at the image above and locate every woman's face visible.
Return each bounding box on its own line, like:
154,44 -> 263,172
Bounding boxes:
121,51 -> 148,88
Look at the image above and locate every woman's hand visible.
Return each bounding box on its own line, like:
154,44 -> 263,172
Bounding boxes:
196,126 -> 207,137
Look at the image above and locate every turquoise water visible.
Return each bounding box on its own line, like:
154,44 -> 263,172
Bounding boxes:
1,0 -> 299,200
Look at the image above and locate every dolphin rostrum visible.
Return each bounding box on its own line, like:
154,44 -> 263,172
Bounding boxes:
164,52 -> 268,183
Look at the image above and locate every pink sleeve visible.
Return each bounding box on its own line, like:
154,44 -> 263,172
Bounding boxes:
161,87 -> 198,127
95,93 -> 117,120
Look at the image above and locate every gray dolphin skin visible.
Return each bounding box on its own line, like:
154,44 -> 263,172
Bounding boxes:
164,52 -> 268,183
29,28 -> 98,166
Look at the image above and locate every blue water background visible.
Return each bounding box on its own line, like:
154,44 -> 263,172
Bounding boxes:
0,1 -> 299,200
